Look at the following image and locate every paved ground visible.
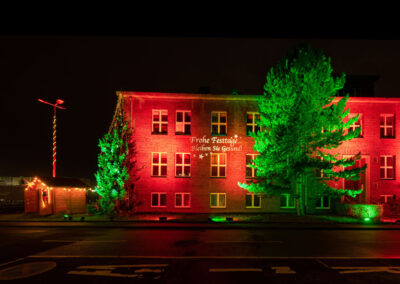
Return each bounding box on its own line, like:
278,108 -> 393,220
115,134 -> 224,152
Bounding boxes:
2,226 -> 400,282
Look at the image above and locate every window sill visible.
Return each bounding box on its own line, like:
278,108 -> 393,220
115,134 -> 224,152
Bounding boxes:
246,207 -> 261,209
211,134 -> 227,136
175,132 -> 191,136
380,137 -> 396,139
151,133 -> 168,135
151,176 -> 167,178
175,176 -> 191,178
210,177 -> 226,179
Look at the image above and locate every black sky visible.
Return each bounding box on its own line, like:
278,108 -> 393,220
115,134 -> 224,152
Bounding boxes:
1,25 -> 400,180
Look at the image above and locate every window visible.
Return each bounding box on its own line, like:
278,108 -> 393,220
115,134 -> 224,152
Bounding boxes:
151,193 -> 167,207
348,113 -> 363,138
175,153 -> 191,177
175,193 -> 191,208
280,194 -> 295,208
246,112 -> 260,135
246,154 -> 258,178
152,152 -> 167,177
315,196 -> 330,209
211,111 -> 227,135
315,156 -> 327,178
210,193 -> 226,208
176,111 -> 191,135
380,195 -> 393,203
380,114 -> 395,138
380,155 -> 395,179
152,110 -> 168,134
211,153 -> 227,177
245,193 -> 261,208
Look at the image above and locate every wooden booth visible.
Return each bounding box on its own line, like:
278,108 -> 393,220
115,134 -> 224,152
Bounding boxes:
24,176 -> 89,215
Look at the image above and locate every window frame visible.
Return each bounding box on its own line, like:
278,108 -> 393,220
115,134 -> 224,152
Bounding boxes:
175,153 -> 191,177
246,154 -> 258,179
211,111 -> 227,135
315,196 -> 331,209
176,110 -> 191,135
210,193 -> 227,208
380,155 -> 395,180
151,192 -> 167,207
380,114 -> 395,138
280,194 -> 295,209
151,152 -> 167,177
152,109 -> 168,134
348,113 -> 363,138
175,192 -> 191,208
246,111 -> 260,136
210,153 -> 227,178
245,193 -> 261,208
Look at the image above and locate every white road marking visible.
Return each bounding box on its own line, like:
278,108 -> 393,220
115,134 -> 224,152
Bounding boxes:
331,266 -> 400,274
77,264 -> 168,269
271,266 -> 296,274
68,263 -> 167,278
28,255 -> 400,259
206,241 -> 283,244
43,240 -> 127,243
0,258 -> 25,267
210,268 -> 262,272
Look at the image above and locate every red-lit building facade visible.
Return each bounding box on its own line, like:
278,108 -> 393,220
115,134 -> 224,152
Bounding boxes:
121,91 -> 400,214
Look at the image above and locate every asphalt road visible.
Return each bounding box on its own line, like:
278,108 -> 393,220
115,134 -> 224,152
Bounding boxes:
1,226 -> 400,283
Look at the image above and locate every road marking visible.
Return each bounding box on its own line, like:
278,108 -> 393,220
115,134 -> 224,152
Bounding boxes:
43,240 -> 127,243
271,266 -> 296,274
77,264 -> 168,269
27,255 -> 400,259
331,266 -> 400,274
68,263 -> 167,279
206,241 -> 283,244
209,268 -> 262,272
0,258 -> 25,267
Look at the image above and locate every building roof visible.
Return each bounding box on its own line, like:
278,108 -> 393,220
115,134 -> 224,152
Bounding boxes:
35,177 -> 90,188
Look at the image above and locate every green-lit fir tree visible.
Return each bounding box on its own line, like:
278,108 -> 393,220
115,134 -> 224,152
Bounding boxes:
239,43 -> 366,215
94,103 -> 130,215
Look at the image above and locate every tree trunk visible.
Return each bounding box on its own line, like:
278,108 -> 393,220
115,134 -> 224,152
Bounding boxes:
296,174 -> 306,216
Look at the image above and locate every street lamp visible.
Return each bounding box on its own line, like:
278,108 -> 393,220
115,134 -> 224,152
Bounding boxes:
38,98 -> 66,178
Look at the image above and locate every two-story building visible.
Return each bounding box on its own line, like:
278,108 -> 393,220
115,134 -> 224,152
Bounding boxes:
119,91 -> 400,214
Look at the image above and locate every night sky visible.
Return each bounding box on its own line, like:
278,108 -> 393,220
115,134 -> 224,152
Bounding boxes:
1,30 -> 400,180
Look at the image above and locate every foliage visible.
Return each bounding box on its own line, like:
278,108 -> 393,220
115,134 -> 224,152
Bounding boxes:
239,43 -> 366,202
94,111 -> 130,215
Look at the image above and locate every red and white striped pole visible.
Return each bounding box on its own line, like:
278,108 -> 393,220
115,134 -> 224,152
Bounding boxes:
38,99 -> 66,178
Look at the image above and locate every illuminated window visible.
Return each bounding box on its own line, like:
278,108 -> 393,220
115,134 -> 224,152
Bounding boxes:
379,195 -> 393,203
246,154 -> 258,178
176,111 -> 191,135
152,152 -> 167,177
152,110 -> 168,134
175,153 -> 191,177
210,193 -> 226,208
246,112 -> 260,135
348,113 -> 363,138
151,192 -> 167,207
41,188 -> 49,206
211,111 -> 227,135
175,193 -> 191,208
315,196 -> 330,209
280,194 -> 295,208
380,114 -> 395,138
211,153 -> 227,177
380,155 -> 395,180
245,193 -> 261,208
315,156 -> 327,178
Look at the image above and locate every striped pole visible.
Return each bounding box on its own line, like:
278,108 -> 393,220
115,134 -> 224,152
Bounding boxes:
53,107 -> 56,177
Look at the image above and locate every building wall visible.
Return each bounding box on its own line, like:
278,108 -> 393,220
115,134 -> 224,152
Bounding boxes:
124,92 -> 400,214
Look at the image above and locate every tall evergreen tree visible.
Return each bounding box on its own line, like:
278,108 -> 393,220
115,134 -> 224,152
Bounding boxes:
239,43 -> 366,215
94,109 -> 130,215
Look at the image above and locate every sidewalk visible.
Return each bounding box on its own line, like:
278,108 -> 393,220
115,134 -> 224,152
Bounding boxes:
1,212 -> 400,229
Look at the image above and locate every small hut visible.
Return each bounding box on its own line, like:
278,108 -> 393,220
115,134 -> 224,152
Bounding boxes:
24,176 -> 90,215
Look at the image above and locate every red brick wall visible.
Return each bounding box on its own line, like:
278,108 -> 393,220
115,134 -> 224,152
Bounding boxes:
124,92 -> 400,213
